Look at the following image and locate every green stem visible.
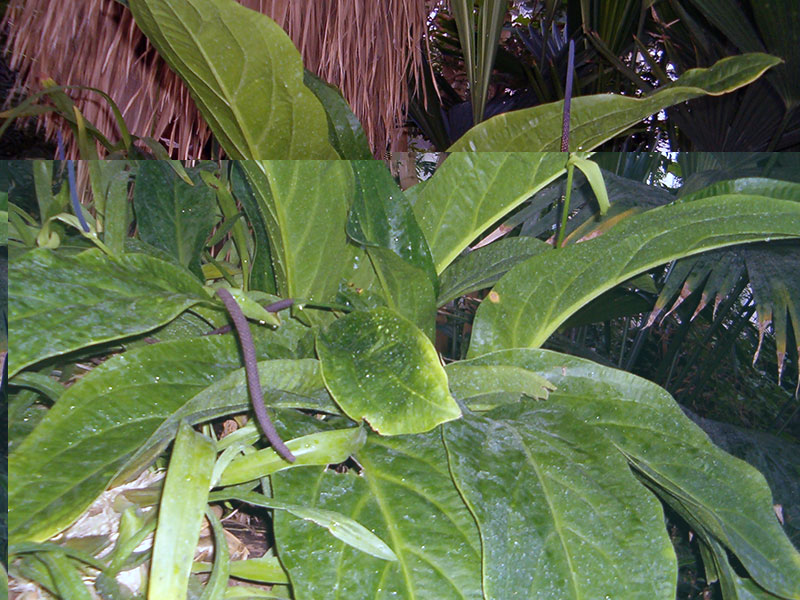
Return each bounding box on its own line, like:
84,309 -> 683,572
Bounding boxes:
556,161 -> 575,248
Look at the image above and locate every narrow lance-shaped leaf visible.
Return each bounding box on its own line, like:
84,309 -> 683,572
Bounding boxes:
451,53 -> 781,151
149,422 -> 216,600
745,242 -> 800,393
218,426 -> 366,486
468,194 -> 800,357
317,308 -> 461,435
128,0 -> 338,159
209,490 -> 396,561
9,248 -> 209,377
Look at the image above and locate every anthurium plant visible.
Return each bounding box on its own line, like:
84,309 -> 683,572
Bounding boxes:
6,154 -> 800,599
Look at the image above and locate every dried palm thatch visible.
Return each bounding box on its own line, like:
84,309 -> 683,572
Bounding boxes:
2,0 -> 434,158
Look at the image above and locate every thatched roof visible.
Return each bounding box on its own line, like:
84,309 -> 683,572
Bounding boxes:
3,0 -> 434,158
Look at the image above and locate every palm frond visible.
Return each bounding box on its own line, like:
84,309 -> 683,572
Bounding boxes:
2,0 -> 432,157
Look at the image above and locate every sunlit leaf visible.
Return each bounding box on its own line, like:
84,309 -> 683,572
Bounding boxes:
317,308 -> 460,434
468,194 -> 800,356
128,0 -> 338,158
451,54 -> 781,151
413,153 -> 567,272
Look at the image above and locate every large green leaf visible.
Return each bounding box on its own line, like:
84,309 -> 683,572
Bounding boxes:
413,153 -> 568,273
303,71 -> 373,160
133,162 -> 216,278
348,161 -> 438,333
316,308 -> 460,435
118,357 -> 335,484
237,161 -> 371,316
8,248 -> 209,377
443,402 -> 676,599
445,362 -> 554,411
465,349 -> 800,599
272,424 -> 482,599
349,161 -> 437,289
450,54 -> 780,151
7,336 -> 305,543
468,194 -> 800,356
437,236 -> 550,306
128,0 -> 338,159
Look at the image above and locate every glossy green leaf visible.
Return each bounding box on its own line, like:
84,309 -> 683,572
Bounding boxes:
677,177 -> 800,203
7,335 -> 284,543
237,161 -> 372,318
133,162 -> 216,278
363,247 -> 436,337
214,285 -> 280,327
413,153 -> 567,273
9,248 -> 208,377
348,161 -> 438,333
218,426 -> 366,486
303,71 -> 373,160
349,160 -> 437,288
468,348 -> 800,599
273,429 -> 482,599
149,421 -> 215,600
451,54 -> 781,151
445,363 -> 555,411
194,554 -> 288,584
437,236 -> 550,306
468,194 -> 800,356
317,308 -> 460,434
118,357 -> 335,484
444,401 -> 676,599
128,0 -> 338,159
230,164 -> 276,294
209,490 -> 396,561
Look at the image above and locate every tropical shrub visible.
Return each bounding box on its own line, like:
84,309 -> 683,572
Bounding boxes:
5,154 -> 800,598
0,0 -> 784,158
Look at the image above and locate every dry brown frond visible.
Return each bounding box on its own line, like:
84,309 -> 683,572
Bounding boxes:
2,0 -> 433,158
